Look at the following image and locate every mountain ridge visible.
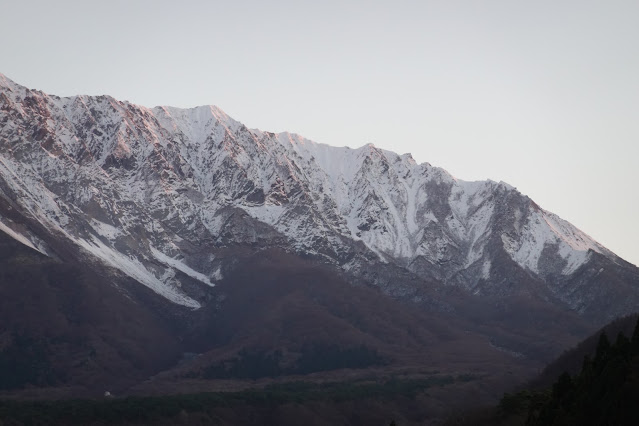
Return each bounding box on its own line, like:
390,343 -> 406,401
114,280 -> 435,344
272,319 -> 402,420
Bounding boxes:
0,72 -> 636,325
3,72 -> 639,403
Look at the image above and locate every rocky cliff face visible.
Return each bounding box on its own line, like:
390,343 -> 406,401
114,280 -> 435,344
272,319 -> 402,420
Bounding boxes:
0,73 -> 637,323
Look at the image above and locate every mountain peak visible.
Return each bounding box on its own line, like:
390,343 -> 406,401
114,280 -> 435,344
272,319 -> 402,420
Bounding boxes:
0,72 -> 14,86
0,74 -> 637,323
0,73 -> 25,94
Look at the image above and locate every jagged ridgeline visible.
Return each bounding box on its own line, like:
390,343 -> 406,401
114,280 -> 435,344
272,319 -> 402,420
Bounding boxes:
1,72 -> 638,325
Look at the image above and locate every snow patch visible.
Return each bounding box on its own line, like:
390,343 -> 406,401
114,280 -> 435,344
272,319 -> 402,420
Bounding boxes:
0,220 -> 46,255
211,266 -> 223,281
77,237 -> 201,309
481,260 -> 491,279
150,246 -> 214,287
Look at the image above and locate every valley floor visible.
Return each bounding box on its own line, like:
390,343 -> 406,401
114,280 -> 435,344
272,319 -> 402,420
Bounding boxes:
0,370 -> 532,426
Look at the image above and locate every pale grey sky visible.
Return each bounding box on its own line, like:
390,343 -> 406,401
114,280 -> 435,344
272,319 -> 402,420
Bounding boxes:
1,0 -> 638,266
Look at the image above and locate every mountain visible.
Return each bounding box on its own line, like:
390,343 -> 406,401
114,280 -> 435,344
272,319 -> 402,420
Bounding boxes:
0,73 -> 638,397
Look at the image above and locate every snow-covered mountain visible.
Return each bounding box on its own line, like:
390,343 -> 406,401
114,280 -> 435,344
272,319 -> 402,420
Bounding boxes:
0,73 -> 636,322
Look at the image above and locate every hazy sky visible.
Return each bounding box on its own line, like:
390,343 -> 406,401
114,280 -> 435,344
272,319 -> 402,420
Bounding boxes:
1,0 -> 638,266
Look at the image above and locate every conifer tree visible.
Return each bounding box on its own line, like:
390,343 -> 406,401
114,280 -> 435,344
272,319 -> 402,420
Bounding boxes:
594,332 -> 610,368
